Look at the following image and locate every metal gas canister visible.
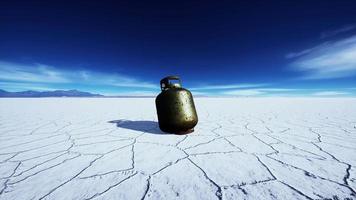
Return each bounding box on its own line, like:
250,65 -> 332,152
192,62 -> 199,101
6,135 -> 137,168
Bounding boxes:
155,76 -> 198,134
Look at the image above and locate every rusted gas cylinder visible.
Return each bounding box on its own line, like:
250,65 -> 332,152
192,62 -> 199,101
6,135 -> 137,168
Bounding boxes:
155,76 -> 198,134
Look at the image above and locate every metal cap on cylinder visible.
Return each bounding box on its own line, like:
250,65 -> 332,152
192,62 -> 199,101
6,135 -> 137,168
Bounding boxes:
160,76 -> 182,90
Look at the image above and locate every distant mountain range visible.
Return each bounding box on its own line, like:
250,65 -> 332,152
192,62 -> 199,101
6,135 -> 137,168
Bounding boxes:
0,89 -> 103,97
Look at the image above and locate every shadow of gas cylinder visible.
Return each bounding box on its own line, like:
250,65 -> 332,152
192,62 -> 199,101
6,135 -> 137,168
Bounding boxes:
108,120 -> 166,135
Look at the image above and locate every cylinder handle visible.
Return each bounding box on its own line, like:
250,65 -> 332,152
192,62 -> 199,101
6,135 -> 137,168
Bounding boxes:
160,76 -> 182,91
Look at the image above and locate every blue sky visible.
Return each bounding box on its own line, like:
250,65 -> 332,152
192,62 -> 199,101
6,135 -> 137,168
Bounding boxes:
0,0 -> 356,96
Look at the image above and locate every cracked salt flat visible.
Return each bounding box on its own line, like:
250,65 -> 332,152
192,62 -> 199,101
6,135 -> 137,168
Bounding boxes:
0,98 -> 356,200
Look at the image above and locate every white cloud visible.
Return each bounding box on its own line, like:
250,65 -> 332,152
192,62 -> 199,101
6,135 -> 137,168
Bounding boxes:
190,83 -> 267,90
288,35 -> 356,79
190,91 -> 214,96
0,61 -> 156,89
110,82 -> 156,89
0,61 -> 70,83
320,24 -> 356,39
79,71 -> 90,80
285,48 -> 316,59
223,89 -> 265,96
312,91 -> 349,96
221,87 -> 301,97
257,88 -> 298,92
0,82 -> 66,92
102,90 -> 157,96
221,88 -> 353,97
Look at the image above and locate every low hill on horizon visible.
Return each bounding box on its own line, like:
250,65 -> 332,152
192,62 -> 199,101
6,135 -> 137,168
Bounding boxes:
0,89 -> 103,97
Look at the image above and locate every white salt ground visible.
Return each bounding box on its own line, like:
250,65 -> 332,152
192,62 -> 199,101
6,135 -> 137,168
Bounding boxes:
0,97 -> 355,199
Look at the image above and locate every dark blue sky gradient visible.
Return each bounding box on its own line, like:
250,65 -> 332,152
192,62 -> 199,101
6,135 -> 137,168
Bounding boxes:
1,0 -> 356,96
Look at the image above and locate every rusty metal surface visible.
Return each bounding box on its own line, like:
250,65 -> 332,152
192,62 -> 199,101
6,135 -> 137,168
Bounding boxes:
156,76 -> 198,134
